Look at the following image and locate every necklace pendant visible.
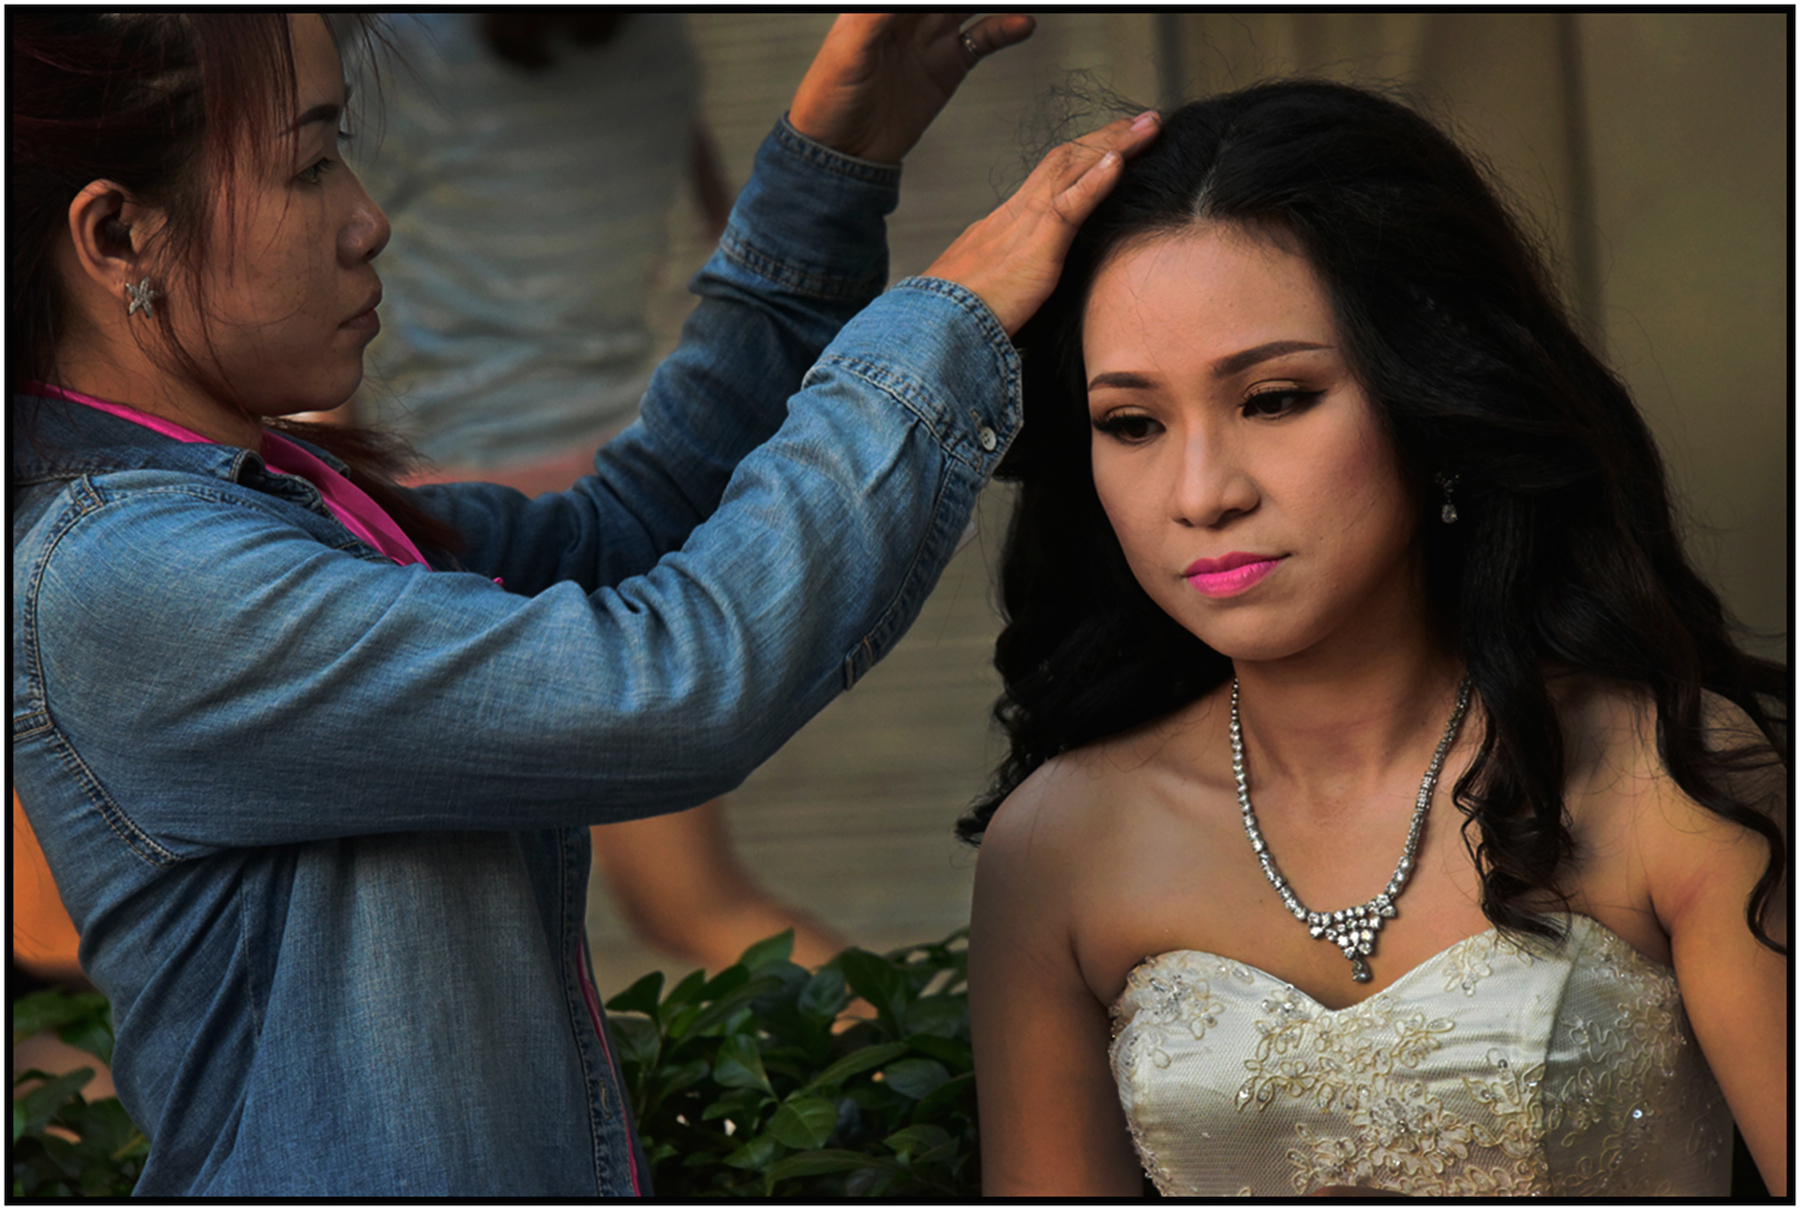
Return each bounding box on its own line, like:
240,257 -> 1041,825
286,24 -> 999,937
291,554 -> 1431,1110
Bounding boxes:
1230,676 -> 1472,999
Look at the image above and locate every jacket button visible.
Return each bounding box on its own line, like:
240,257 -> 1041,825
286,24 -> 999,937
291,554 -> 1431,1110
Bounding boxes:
978,424 -> 998,452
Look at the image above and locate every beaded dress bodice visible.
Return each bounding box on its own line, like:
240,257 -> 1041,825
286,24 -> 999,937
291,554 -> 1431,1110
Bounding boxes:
1108,915 -> 1730,1196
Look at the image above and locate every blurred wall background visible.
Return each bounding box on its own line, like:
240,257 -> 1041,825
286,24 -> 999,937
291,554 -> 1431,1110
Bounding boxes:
588,11 -> 1789,986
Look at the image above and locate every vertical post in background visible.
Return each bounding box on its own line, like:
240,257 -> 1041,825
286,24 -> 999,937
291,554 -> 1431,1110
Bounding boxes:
1156,11 -> 1186,110
1554,12 -> 1605,349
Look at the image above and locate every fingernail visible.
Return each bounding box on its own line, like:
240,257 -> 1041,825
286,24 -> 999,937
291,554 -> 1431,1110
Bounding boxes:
1131,110 -> 1159,132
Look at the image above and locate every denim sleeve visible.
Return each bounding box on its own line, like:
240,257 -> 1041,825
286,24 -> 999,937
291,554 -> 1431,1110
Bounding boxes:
413,119 -> 901,594
21,278 -> 1019,853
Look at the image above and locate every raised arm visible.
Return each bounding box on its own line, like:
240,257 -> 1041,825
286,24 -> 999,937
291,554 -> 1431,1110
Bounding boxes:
17,99 -> 1159,851
430,13 -> 1041,594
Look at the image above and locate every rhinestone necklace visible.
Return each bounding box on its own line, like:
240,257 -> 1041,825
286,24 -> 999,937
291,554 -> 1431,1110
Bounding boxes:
1229,676 -> 1473,983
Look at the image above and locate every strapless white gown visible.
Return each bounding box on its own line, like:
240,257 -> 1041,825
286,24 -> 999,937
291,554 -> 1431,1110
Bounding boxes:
1109,914 -> 1731,1196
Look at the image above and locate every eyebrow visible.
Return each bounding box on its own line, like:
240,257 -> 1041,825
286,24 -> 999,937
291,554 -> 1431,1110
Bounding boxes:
1087,341 -> 1335,393
1210,340 -> 1333,379
287,83 -> 352,135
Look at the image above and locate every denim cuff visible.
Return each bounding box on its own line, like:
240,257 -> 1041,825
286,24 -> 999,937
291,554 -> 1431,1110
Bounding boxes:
810,277 -> 1023,477
773,113 -> 906,182
715,119 -> 900,303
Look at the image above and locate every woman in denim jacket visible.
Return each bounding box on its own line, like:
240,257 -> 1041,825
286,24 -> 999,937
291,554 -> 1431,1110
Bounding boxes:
9,12 -> 1158,1195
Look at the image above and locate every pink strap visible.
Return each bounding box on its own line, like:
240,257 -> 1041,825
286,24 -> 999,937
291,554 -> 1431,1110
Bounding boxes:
29,382 -> 428,568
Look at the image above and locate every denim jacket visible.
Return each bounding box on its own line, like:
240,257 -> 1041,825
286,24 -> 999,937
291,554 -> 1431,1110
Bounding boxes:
10,120 -> 1020,1196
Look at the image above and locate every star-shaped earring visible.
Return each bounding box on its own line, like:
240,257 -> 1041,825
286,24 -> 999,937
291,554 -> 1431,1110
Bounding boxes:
125,277 -> 159,318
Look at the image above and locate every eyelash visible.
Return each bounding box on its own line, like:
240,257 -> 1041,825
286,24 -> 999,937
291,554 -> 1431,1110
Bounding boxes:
1091,412 -> 1160,442
1091,388 -> 1325,444
298,129 -> 355,185
1242,387 -> 1323,418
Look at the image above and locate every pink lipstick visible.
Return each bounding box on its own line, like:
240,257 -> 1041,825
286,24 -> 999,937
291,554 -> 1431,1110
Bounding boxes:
1184,552 -> 1282,598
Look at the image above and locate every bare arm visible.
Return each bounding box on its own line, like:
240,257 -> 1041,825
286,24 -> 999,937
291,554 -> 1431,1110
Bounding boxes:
968,777 -> 1145,1196
1645,715 -> 1787,1194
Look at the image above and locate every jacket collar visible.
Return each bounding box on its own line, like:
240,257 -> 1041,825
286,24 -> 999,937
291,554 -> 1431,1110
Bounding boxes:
10,391 -> 351,485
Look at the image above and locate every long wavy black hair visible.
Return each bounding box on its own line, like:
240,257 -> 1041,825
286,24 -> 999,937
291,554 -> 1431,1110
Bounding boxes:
959,80 -> 1789,953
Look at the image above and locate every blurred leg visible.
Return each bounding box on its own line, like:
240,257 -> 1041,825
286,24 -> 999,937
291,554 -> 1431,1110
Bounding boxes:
592,800 -> 850,971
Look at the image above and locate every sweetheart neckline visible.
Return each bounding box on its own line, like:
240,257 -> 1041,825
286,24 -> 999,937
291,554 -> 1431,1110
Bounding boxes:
1115,913 -> 1673,1017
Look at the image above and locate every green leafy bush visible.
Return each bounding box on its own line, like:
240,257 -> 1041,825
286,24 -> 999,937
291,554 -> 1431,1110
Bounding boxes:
8,930 -> 983,1198
608,929 -> 981,1197
11,988 -> 147,1197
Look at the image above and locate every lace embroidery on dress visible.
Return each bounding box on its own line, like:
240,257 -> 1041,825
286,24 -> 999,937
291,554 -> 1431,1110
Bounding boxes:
1538,925 -> 1728,1196
1109,955 -> 1230,1194
1108,917 -> 1729,1197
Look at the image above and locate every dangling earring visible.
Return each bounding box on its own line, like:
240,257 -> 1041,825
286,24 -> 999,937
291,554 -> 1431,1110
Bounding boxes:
1434,472 -> 1459,524
124,277 -> 161,319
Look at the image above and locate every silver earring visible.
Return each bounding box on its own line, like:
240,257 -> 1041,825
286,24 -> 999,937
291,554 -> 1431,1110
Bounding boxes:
1434,472 -> 1459,524
125,277 -> 160,318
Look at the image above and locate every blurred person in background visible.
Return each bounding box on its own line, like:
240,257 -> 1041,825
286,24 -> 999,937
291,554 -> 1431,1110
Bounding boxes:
354,11 -> 850,974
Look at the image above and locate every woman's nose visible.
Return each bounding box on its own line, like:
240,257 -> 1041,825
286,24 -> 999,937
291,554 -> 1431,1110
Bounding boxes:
341,170 -> 390,264
1172,430 -> 1258,528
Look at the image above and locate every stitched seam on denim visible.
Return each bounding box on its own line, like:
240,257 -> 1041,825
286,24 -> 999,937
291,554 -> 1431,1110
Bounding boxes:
890,275 -> 1018,365
842,460 -> 966,689
555,829 -> 611,1192
82,474 -> 381,559
18,480 -> 179,865
17,481 -> 253,867
12,481 -> 71,738
772,117 -> 903,186
42,723 -> 182,869
817,283 -> 1020,471
817,356 -> 1003,476
238,874 -> 265,1047
716,228 -> 880,302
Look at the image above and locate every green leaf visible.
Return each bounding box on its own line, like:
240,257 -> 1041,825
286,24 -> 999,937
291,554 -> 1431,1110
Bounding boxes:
661,968 -> 708,1015
767,1094 -> 837,1150
607,1014 -> 660,1068
56,1017 -> 115,1069
765,1148 -> 900,1183
882,1057 -> 950,1101
912,1071 -> 976,1123
605,970 -> 665,1019
711,1032 -> 770,1092
699,1087 -> 769,1122
736,929 -> 796,971
12,1069 -> 94,1139
885,1123 -> 953,1162
797,967 -> 848,1020
683,972 -> 786,1038
804,1040 -> 909,1093
722,1132 -> 779,1171
843,1164 -> 895,1197
698,964 -> 750,1003
837,949 -> 907,1025
643,1058 -> 710,1115
901,995 -> 967,1040
902,1032 -> 972,1071
59,1096 -> 140,1158
10,989 -> 110,1046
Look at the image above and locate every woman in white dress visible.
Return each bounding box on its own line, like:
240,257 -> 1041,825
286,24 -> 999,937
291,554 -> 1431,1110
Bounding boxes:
964,81 -> 1786,1197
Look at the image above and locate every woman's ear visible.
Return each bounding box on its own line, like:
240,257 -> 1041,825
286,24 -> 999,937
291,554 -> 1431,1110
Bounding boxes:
65,180 -> 165,302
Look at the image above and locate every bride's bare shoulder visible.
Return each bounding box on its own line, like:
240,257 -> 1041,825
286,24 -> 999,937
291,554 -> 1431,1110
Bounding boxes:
1552,671 -> 1782,805
981,690 -> 1232,872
